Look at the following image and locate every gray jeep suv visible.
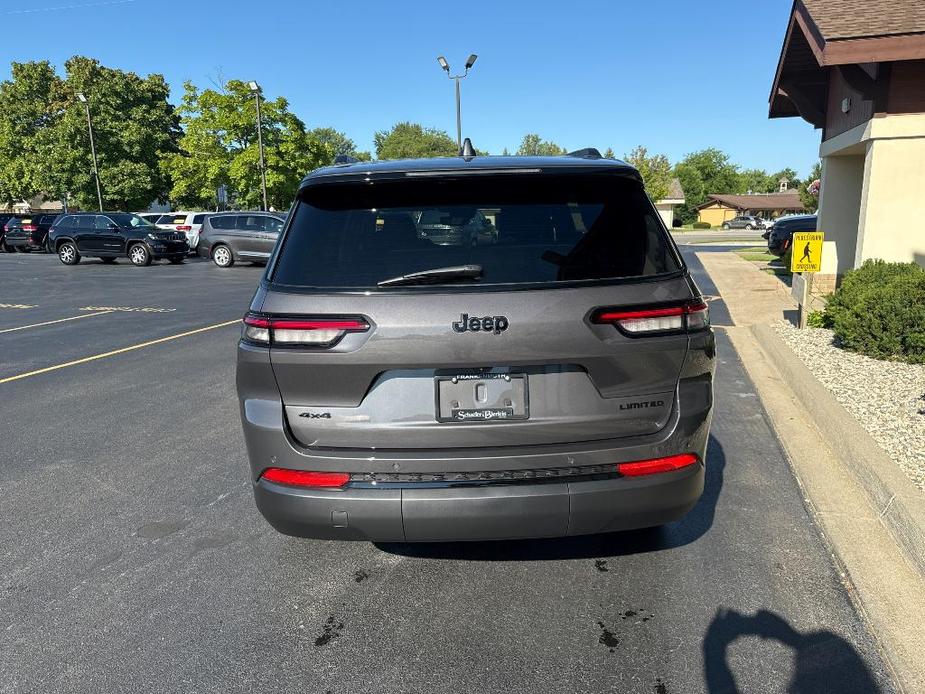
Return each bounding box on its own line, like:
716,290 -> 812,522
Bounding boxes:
237,149 -> 715,542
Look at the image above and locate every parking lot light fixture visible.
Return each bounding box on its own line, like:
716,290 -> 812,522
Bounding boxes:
249,81 -> 269,212
76,92 -> 103,212
436,54 -> 478,151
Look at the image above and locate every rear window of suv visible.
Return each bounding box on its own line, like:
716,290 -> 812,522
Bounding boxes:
271,173 -> 681,290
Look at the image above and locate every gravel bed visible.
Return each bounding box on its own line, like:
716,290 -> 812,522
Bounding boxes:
774,321 -> 925,491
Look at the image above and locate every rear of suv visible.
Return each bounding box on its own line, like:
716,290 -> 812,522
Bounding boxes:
237,150 -> 715,542
4,214 -> 59,252
155,211 -> 207,251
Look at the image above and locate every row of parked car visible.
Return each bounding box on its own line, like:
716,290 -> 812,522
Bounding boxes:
0,210 -> 286,267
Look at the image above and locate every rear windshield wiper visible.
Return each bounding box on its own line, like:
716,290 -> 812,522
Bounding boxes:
377,265 -> 483,287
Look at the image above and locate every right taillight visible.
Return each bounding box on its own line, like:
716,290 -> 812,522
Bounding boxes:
592,300 -> 709,336
242,313 -> 370,348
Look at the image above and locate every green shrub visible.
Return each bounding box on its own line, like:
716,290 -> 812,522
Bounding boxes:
806,310 -> 829,328
692,221 -> 712,229
825,260 -> 925,363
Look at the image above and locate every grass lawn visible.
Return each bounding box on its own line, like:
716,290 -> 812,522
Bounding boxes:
735,246 -> 777,262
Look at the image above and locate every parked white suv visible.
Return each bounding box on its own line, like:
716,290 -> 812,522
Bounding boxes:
155,211 -> 207,252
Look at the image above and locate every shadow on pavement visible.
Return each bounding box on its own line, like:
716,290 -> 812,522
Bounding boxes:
375,435 -> 725,561
702,608 -> 881,694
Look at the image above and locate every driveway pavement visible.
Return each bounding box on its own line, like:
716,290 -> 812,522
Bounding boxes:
0,252 -> 895,693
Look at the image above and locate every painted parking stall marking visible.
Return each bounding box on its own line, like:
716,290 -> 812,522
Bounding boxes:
0,310 -> 113,335
80,305 -> 177,313
0,319 -> 240,385
0,303 -> 37,309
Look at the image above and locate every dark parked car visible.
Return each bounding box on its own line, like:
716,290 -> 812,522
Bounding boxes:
0,214 -> 24,252
237,148 -> 716,542
197,212 -> 286,267
721,215 -> 762,230
767,214 -> 818,257
414,208 -> 497,246
48,212 -> 189,266
4,214 -> 60,253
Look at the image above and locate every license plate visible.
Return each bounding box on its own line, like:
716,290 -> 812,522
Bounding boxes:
435,373 -> 528,423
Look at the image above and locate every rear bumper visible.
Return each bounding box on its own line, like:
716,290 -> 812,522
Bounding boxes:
254,463 -> 704,541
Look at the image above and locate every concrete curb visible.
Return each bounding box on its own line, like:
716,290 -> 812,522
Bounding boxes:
752,322 -> 925,579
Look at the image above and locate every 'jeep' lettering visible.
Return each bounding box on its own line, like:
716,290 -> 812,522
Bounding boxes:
453,313 -> 509,335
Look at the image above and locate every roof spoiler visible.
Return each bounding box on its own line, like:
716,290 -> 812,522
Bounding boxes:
566,147 -> 603,160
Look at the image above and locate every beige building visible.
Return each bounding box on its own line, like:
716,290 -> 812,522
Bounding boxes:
654,178 -> 685,228
697,192 -> 805,227
769,0 -> 925,292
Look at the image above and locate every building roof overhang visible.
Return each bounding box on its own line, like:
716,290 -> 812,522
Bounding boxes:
769,0 -> 925,125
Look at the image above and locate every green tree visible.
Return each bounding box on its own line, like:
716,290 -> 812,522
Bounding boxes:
0,57 -> 177,211
309,127 -> 371,162
373,122 -> 457,160
770,167 -> 801,192
624,145 -> 672,202
673,148 -> 741,223
800,161 -> 822,212
738,168 -> 774,194
163,80 -> 331,210
603,147 -> 615,160
515,133 -> 566,156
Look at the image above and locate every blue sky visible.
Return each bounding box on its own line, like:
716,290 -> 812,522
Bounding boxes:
0,0 -> 820,175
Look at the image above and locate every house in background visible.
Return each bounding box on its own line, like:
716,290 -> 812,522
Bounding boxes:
0,195 -> 64,214
769,0 -> 925,293
655,178 -> 685,228
696,191 -> 805,227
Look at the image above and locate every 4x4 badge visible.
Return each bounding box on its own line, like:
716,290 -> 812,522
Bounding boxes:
452,313 -> 509,335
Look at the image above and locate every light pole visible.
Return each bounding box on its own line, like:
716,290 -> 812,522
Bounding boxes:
437,54 -> 478,151
248,81 -> 269,212
76,93 -> 103,211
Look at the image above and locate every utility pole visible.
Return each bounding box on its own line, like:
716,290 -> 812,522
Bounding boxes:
248,81 -> 269,211
77,93 -> 103,211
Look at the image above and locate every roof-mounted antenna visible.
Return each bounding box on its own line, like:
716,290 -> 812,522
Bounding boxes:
459,137 -> 477,159
333,154 -> 359,165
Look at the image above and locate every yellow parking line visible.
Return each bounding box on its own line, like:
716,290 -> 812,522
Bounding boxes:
0,310 -> 113,335
0,319 -> 240,385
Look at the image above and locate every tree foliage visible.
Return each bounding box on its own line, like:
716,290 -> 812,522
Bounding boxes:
373,122 -> 456,160
624,145 -> 672,202
309,127 -> 371,161
0,57 -> 178,211
162,80 -> 331,210
673,148 -> 742,223
515,133 -> 566,156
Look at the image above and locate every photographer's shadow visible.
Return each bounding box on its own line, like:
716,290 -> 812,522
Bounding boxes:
703,608 -> 881,694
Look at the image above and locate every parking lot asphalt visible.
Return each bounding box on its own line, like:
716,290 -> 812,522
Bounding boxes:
1,251 -> 895,693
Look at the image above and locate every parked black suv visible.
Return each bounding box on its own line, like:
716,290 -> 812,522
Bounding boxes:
48,212 -> 189,266
767,215 -> 818,257
0,214 -> 24,252
4,214 -> 60,252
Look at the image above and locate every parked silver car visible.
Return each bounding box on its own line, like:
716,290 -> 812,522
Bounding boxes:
236,150 -> 715,542
197,212 -> 286,267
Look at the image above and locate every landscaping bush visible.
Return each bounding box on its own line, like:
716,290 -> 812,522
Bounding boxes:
824,260 -> 925,363
692,221 -> 712,229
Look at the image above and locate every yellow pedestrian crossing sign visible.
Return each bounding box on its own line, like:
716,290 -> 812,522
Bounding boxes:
791,232 -> 824,273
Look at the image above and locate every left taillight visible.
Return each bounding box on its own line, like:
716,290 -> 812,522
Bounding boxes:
242,313 -> 370,347
592,300 -> 709,336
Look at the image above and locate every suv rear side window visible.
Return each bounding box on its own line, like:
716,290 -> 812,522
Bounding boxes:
271,173 -> 681,290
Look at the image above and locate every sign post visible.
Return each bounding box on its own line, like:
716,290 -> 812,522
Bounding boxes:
790,231 -> 824,329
